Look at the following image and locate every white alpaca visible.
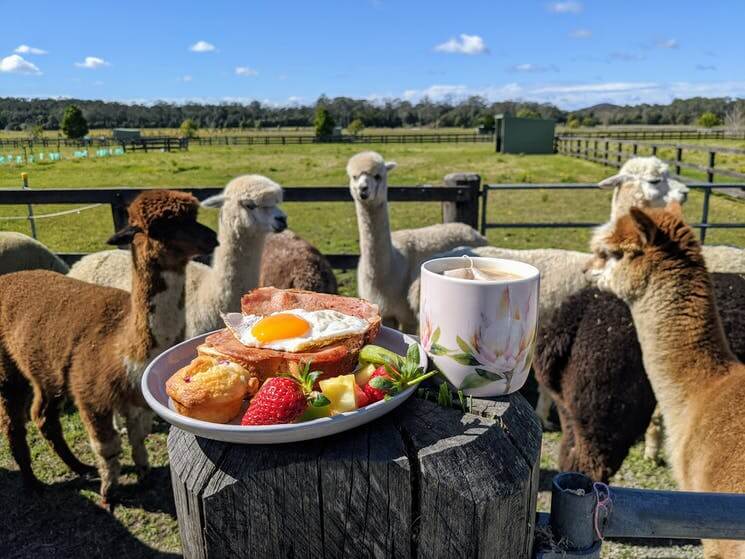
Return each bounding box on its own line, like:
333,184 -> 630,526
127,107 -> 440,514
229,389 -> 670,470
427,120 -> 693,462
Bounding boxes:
68,175 -> 287,337
347,151 -> 487,332
0,232 -> 69,275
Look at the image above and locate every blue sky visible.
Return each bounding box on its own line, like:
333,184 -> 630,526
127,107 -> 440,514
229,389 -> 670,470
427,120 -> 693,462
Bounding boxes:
1,0 -> 743,109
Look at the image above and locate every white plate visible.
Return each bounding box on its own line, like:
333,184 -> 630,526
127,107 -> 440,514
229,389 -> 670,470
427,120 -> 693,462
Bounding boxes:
141,326 -> 424,444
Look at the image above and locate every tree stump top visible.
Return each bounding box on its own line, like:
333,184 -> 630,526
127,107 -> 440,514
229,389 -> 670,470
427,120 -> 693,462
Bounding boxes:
168,391 -> 541,559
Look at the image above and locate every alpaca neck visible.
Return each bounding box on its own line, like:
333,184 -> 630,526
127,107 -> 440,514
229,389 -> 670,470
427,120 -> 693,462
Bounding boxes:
629,265 -> 734,450
124,247 -> 187,384
355,199 -> 394,276
203,227 -> 267,313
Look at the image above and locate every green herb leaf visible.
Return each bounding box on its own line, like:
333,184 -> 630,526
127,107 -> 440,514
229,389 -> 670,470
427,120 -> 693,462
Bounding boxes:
370,376 -> 394,391
459,372 -> 494,390
437,382 -> 453,408
310,394 -> 331,407
406,343 -> 420,365
457,390 -> 467,412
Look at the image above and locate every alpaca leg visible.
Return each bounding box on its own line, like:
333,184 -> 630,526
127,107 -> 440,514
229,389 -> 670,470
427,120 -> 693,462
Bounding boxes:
535,387 -> 554,429
124,405 -> 152,479
30,387 -> 95,477
0,366 -> 40,492
79,405 -> 121,504
644,405 -> 665,464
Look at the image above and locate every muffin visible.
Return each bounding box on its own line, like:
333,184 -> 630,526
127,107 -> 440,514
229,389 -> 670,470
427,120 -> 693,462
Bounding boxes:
166,356 -> 259,423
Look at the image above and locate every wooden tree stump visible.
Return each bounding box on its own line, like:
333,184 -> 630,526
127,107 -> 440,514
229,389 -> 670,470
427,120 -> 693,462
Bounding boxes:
168,392 -> 541,559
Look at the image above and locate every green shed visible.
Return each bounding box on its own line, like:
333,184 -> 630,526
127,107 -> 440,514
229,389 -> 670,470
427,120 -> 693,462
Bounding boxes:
494,114 -> 555,154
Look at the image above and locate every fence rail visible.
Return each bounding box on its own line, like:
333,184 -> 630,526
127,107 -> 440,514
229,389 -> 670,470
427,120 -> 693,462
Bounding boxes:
558,129 -> 745,141
0,136 -> 188,152
192,133 -> 493,146
556,136 -> 745,185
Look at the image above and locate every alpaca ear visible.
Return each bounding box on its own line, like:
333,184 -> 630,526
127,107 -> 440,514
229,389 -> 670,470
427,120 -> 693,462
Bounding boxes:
598,173 -> 632,189
107,224 -> 142,246
385,161 -> 397,172
201,193 -> 226,209
629,207 -> 658,245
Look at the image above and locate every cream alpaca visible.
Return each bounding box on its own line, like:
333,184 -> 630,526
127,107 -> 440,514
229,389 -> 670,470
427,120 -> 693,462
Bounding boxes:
69,175 -> 288,337
0,232 -> 69,275
347,151 -> 487,331
590,205 -> 745,559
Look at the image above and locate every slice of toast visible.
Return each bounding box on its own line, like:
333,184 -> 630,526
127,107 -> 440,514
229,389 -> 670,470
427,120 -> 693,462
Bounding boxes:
201,287 -> 381,380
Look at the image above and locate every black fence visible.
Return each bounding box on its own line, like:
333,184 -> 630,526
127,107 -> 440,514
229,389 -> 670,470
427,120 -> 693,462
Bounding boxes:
192,133 -> 494,146
0,136 -> 188,152
556,136 -> 745,184
558,129 -> 745,141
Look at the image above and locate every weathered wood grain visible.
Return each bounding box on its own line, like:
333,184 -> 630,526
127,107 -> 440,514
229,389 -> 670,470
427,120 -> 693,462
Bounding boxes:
168,392 -> 541,559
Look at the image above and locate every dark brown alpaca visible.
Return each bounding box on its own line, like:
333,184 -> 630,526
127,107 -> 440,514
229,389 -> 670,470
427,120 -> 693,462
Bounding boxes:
0,190 -> 217,505
534,274 -> 745,482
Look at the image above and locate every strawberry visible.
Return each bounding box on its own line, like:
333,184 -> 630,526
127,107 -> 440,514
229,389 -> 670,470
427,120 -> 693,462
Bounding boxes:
363,366 -> 393,402
241,363 -> 329,426
354,383 -> 371,407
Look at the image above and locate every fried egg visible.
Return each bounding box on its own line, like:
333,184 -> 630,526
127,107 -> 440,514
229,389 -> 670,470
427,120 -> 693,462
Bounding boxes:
221,309 -> 368,352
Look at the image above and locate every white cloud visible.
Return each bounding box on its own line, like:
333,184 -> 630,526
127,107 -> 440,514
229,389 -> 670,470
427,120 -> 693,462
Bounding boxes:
0,54 -> 41,75
658,38 -> 679,49
548,1 -> 582,13
190,40 -> 216,53
235,66 -> 258,77
570,29 -> 592,38
179,75 -> 193,82
434,34 -> 488,55
75,56 -> 109,69
14,44 -> 47,55
510,63 -> 558,73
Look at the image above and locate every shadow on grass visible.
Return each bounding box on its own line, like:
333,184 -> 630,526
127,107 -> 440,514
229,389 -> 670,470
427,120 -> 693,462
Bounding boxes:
0,467 -> 179,559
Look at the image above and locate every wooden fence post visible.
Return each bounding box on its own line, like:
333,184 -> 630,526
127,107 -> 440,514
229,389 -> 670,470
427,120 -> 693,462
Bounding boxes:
707,151 -> 716,183
675,146 -> 683,176
604,141 -> 609,165
442,172 -> 481,229
110,193 -> 129,233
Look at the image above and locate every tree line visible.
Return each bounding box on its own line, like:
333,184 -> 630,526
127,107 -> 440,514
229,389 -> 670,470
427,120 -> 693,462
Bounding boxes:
0,95 -> 743,132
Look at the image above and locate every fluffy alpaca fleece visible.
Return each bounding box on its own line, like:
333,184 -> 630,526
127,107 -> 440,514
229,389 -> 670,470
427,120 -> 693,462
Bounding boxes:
69,175 -> 288,337
590,205 -> 745,558
347,151 -> 487,331
259,229 -> 338,293
0,190 -> 217,504
0,232 -> 69,275
534,274 -> 745,482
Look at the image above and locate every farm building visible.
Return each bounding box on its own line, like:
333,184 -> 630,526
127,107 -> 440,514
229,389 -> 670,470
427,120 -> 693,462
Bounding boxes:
494,113 -> 555,154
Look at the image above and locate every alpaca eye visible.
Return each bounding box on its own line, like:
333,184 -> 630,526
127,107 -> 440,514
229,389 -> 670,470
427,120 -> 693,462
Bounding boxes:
374,174 -> 382,181
648,179 -> 662,185
353,175 -> 359,181
610,250 -> 624,260
242,201 -> 257,210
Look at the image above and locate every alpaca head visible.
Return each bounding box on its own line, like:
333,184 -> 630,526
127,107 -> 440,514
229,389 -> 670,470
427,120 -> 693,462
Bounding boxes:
587,203 -> 703,303
599,157 -> 690,220
201,175 -> 287,237
347,151 -> 397,206
107,190 -> 218,269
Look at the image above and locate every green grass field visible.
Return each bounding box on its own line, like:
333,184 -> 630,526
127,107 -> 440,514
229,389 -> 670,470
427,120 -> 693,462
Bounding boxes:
1,142 -> 736,558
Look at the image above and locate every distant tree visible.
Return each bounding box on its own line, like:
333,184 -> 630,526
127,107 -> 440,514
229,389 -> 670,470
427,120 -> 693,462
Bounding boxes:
29,124 -> 44,140
314,106 -> 335,138
697,112 -> 721,128
61,104 -> 89,139
566,117 -> 581,129
516,108 -> 541,119
724,105 -> 745,132
581,115 -> 598,127
179,118 -> 199,138
347,118 -> 365,135
479,114 -> 495,131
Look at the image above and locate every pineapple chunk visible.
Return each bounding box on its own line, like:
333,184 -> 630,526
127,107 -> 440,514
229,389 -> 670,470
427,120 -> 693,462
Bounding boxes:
354,363 -> 377,386
319,374 -> 358,413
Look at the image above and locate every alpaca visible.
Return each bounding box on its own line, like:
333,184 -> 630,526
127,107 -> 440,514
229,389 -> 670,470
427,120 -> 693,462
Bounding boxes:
0,190 -> 218,505
259,229 -> 338,294
347,151 -> 487,331
534,274 -> 745,482
0,232 -> 69,275
69,175 -> 289,337
589,204 -> 745,558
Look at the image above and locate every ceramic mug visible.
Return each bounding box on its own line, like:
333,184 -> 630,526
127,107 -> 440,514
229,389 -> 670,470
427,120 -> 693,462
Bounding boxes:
419,257 -> 540,396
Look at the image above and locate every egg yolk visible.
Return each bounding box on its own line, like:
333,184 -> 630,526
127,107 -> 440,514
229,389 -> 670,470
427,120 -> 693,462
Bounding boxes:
251,314 -> 310,343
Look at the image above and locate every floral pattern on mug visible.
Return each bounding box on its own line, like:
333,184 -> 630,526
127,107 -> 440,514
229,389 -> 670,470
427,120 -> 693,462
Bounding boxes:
423,285 -> 537,392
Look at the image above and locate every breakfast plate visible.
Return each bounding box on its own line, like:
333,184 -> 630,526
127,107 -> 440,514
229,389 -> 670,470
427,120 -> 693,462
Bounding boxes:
142,326 -> 424,444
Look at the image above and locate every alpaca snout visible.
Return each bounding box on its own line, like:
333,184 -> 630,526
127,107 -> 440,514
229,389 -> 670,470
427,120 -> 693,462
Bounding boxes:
273,214 -> 288,232
358,186 -> 370,200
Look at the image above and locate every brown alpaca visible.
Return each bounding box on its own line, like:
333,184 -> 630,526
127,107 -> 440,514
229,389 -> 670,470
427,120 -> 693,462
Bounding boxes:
260,230 -> 338,294
0,190 -> 217,506
589,204 -> 745,558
